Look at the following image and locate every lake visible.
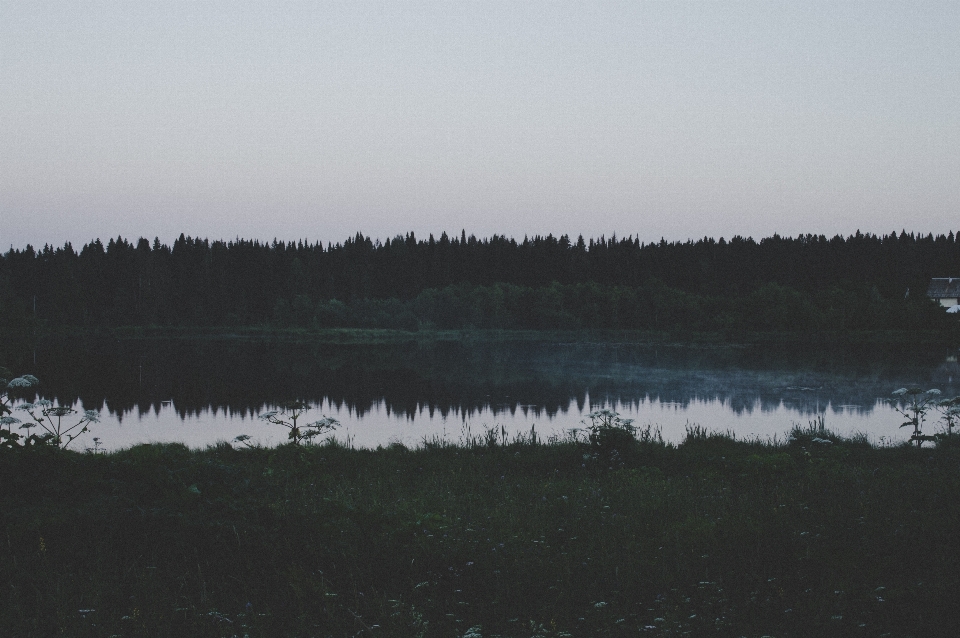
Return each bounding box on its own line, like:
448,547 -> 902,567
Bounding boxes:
8,333 -> 960,450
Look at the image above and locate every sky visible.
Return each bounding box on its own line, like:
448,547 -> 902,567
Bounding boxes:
2,1 -> 960,250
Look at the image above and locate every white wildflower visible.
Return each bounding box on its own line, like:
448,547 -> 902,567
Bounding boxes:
83,410 -> 101,423
1,416 -> 20,426
257,410 -> 279,421
7,377 -> 35,388
309,416 -> 340,429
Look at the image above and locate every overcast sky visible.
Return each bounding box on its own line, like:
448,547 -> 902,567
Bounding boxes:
2,1 -> 959,250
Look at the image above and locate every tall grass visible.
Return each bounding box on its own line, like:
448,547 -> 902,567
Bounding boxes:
2,429 -> 959,637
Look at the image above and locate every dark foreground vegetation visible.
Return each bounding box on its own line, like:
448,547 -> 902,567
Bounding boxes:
2,230 -> 958,339
3,425 -> 960,637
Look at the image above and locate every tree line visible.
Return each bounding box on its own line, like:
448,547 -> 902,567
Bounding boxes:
1,230 -> 958,334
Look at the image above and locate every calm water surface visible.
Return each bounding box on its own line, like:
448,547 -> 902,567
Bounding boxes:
10,335 -> 960,451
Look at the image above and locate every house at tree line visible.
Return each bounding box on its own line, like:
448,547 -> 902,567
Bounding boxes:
927,278 -> 960,308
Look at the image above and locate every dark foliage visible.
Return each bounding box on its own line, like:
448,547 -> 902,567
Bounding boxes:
2,230 -> 959,333
3,436 -> 960,637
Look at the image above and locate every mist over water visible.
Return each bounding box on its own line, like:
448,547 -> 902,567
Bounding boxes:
10,335 -> 959,450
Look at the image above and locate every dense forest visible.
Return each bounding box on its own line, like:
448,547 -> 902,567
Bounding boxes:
2,230 -> 959,335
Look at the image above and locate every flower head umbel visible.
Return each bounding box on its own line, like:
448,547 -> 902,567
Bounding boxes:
250,402 -> 339,445
933,396 -> 960,436
582,408 -> 635,433
15,400 -> 101,450
18,400 -> 53,411
578,408 -> 638,463
890,387 -> 942,447
6,376 -> 39,389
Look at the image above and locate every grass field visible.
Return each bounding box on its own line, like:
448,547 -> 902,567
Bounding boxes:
2,425 -> 960,637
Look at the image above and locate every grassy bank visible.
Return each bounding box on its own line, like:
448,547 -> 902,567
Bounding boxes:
3,430 -> 960,637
